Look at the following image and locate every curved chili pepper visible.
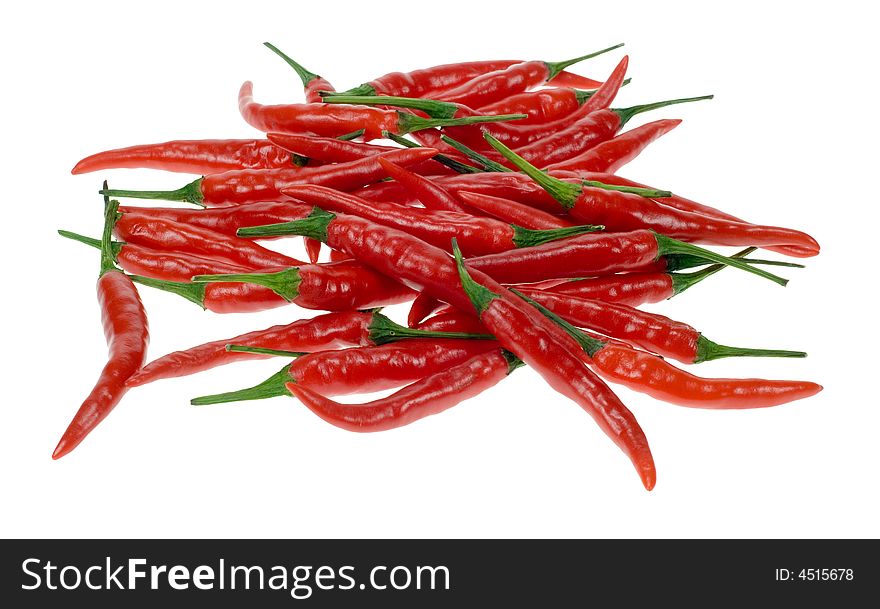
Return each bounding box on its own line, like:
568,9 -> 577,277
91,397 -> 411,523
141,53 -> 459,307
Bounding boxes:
455,191 -> 575,230
276,187 -> 602,257
543,119 -> 682,173
266,132 -> 459,176
126,310 -> 489,387
485,133 -> 821,256
435,44 -> 622,108
58,230 -> 251,281
286,348 -> 521,432
190,339 -> 500,404
132,259 -> 414,314
118,201 -> 314,239
451,242 -> 655,490
53,197 -> 149,459
515,290 -> 806,364
71,139 -> 296,175
115,211 -> 305,269
327,59 -> 602,99
238,82 -> 526,141
476,84 -> 627,124
376,159 -> 471,213
416,308 -> 489,334
408,291 -> 445,328
100,147 -> 439,206
263,42 -> 333,103
514,289 -> 822,410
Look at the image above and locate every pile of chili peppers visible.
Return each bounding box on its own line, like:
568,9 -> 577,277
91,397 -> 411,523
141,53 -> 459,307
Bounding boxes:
58,42 -> 821,490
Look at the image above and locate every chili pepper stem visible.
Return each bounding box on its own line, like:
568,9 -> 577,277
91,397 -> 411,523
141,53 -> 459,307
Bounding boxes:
669,247 -> 755,296
58,229 -> 124,259
614,95 -> 714,128
544,43 -> 625,81
263,42 -> 321,86
100,178 -> 205,206
129,275 -> 206,308
368,311 -> 494,344
191,268 -> 302,302
694,336 -> 806,363
483,133 -> 670,202
440,135 -> 511,172
323,83 -> 376,98
501,350 -> 526,373
653,233 -> 789,286
100,181 -> 120,275
323,95 -> 459,120
190,363 -> 292,406
226,345 -> 308,357
381,131 -> 481,174
509,289 -> 605,356
396,112 -> 527,135
511,224 -> 605,248
450,239 -> 498,315
237,207 -> 335,240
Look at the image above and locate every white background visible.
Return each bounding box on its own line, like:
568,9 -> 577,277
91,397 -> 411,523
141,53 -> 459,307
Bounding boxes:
2,1 -> 878,538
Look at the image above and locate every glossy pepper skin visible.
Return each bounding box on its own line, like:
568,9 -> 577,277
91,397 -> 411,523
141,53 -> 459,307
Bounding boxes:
477,87 -> 599,124
544,119 -> 682,173
375,159 -> 472,213
101,147 -> 438,207
545,273 -> 678,307
53,200 -> 149,460
330,59 -> 602,98
191,339 -> 500,404
72,139 -> 295,175
115,212 -> 306,269
281,186 -> 599,257
451,245 -> 656,490
455,191 -> 575,230
287,349 -> 520,432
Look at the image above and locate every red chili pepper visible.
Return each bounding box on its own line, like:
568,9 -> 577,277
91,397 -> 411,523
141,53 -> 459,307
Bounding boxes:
287,348 -> 521,432
515,290 -> 805,364
100,147 -> 439,206
450,242 -> 656,490
486,134 -> 821,255
190,339 -> 500,404
53,197 -> 149,459
117,201 -> 314,239
238,82 -> 526,141
416,308 -> 489,334
58,230 -> 251,281
518,291 -> 823,410
278,187 -> 602,256
408,291 -> 445,328
304,238 -> 322,264
71,139 -> 296,175
543,119 -> 682,173
327,59 -> 602,99
476,83 -> 627,124
131,259 -> 414,314
266,132 -> 459,176
455,191 -> 575,230
127,310 -> 489,387
263,42 -> 334,103
115,211 -> 305,269
376,159 -> 471,213
435,45 -> 622,108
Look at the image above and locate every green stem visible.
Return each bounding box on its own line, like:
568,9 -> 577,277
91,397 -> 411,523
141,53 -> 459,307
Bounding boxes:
190,363 -> 292,406
100,178 -> 204,206
381,131 -> 481,174
322,83 -> 376,98
668,247 -> 753,296
694,336 -> 806,363
501,350 -> 526,374
128,275 -> 206,308
581,180 -> 671,198
100,186 -> 119,275
451,239 -> 499,315
323,95 -> 459,119
654,234 -> 788,287
237,207 -> 335,240
573,78 -> 631,105
367,311 -> 494,345
440,135 -> 511,172
614,95 -> 713,128
396,112 -> 527,135
58,230 -> 124,259
191,268 -> 302,302
226,345 -> 307,357
263,42 -> 321,87
509,289 -> 604,356
544,43 -> 624,81
511,224 -> 604,249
